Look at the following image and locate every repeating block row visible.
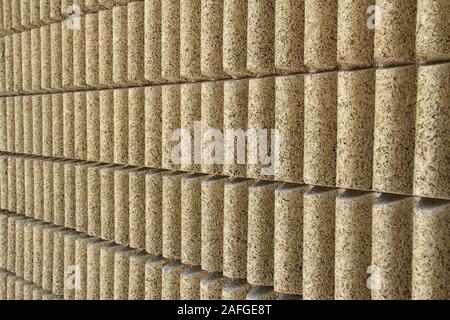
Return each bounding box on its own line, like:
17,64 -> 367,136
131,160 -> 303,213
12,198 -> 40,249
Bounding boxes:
0,157 -> 448,300
1,62 -> 449,199
0,0 -> 136,37
1,0 -> 449,96
0,212 -> 291,300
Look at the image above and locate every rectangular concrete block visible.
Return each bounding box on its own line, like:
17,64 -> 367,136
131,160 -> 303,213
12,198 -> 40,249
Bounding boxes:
223,79 -> 248,177
23,96 -> 33,154
50,22 -> 62,90
373,66 -> 416,195
20,0 -> 31,28
412,199 -> 450,300
13,32 -> 23,93
0,99 -> 6,150
30,0 -> 40,27
98,9 -> 113,87
7,157 -> 16,212
145,86 -> 162,168
42,95 -> 52,156
180,0 -> 201,81
87,164 -> 106,237
162,85 -> 181,170
39,0 -> 52,23
53,228 -> 72,296
374,0 -> 416,66
87,239 -> 109,300
75,162 -> 92,233
145,169 -> 167,256
0,212 -> 10,269
112,5 -> 128,86
49,0 -> 62,21
24,158 -> 35,217
11,0 -> 24,31
0,39 -> 5,95
99,242 -> 121,300
161,260 -> 188,300
63,161 -> 78,229
3,0 -> 12,33
223,178 -> 253,279
201,176 -> 228,272
304,0 -> 337,71
275,74 -> 304,183
414,63 -> 450,200
275,0 -> 304,73
4,35 -> 13,94
6,274 -> 17,300
21,30 -> 32,93
23,220 -> 35,280
162,172 -> 188,260
32,95 -> 42,155
128,88 -> 145,166
181,174 -> 209,266
31,28 -> 41,92
200,272 -> 232,300
247,181 -> 280,286
114,247 -> 137,300
336,69 -> 375,190
128,251 -> 152,300
63,232 -> 77,300
247,0 -> 275,75
42,159 -> 54,223
337,0 -> 374,69
129,169 -> 149,250
247,77 -> 275,180
99,164 -> 120,241
86,91 -> 100,161
40,25 -> 51,90
99,90 -> 114,163
15,157 -> 25,215
144,0 -> 162,83
201,81 -> 224,174
14,97 -> 24,153
274,184 -> 309,296
114,167 -> 136,246
223,0 -> 249,77
416,0 -> 450,63
0,157 -> 8,209
74,92 -> 87,160
52,94 -> 64,157
63,93 -> 75,158
73,16 -> 86,88
201,0 -> 224,79
222,279 -> 253,300
85,13 -> 99,87
113,89 -> 128,164
127,1 -> 145,85
372,195 -> 414,300
75,235 -> 96,300
335,191 -> 374,300
180,266 -> 208,300
14,217 -> 28,276
161,0 -> 181,81
53,160 -> 66,225
145,255 -> 169,300
32,222 -> 45,287
33,159 -> 44,220
42,225 -> 60,291
303,187 -> 341,300
180,83 -> 201,172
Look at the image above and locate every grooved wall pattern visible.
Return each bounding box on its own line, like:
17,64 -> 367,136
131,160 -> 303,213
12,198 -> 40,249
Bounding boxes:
0,0 -> 449,300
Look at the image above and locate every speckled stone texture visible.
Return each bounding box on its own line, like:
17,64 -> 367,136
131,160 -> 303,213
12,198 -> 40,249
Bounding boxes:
180,0 -> 201,81
373,66 -> 416,195
335,191 -> 374,300
144,0 -> 162,83
275,0 -> 304,73
274,184 -> 309,296
416,0 -> 450,63
275,74 -> 304,183
222,279 -> 253,300
374,0 -> 416,67
247,181 -> 280,286
145,255 -> 169,300
200,272 -> 231,300
336,69 -> 375,190
412,199 -> 450,300
304,0 -> 337,71
129,251 -> 152,300
246,286 -> 279,300
161,0 -> 181,82
161,260 -> 188,300
372,194 -> 414,300
303,187 -> 340,300
180,266 -> 207,300
414,63 -> 450,200
337,0 -> 374,69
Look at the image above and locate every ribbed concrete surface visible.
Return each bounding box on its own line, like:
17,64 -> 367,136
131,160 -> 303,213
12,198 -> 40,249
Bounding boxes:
0,0 -> 449,300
